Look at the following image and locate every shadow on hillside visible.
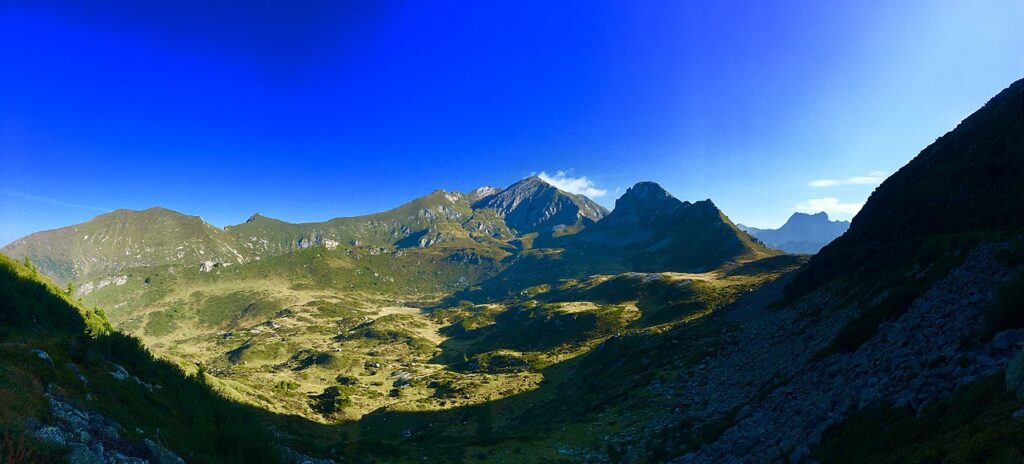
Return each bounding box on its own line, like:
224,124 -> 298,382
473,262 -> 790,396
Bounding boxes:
265,310 -> 733,462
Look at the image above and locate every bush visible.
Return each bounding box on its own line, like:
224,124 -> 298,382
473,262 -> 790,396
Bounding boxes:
984,270 -> 1024,333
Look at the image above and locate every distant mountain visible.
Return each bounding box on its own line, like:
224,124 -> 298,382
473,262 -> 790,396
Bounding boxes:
738,212 -> 849,253
225,189 -> 502,254
472,176 -> 609,235
2,177 -> 609,283
0,207 -> 249,283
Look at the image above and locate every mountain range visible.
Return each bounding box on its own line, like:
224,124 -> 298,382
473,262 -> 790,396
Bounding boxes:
2,176 -> 763,288
738,212 -> 850,254
1,78 -> 1022,463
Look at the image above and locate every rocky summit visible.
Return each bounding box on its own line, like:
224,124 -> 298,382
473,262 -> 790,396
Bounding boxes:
472,175 -> 609,235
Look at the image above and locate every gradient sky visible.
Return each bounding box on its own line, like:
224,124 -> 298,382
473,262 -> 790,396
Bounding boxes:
2,1 -> 1022,245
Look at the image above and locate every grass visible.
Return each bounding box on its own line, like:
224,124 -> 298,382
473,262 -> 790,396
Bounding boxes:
812,373 -> 1024,463
0,253 -> 282,463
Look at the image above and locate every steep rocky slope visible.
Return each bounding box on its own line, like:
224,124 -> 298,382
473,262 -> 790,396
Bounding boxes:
617,78 -> 1024,462
471,176 -> 609,235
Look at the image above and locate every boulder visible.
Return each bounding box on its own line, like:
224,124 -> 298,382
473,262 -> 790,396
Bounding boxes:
1007,348 -> 1024,398
30,348 -> 54,366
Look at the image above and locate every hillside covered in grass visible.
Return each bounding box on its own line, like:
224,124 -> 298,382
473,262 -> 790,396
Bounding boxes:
0,253 -> 281,463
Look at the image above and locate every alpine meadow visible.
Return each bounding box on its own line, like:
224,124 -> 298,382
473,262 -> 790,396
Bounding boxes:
1,2 -> 1023,463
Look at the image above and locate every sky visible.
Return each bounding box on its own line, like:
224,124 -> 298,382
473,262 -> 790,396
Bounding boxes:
1,1 -> 1022,245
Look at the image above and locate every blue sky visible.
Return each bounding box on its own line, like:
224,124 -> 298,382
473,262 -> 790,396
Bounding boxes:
1,1 -> 1022,245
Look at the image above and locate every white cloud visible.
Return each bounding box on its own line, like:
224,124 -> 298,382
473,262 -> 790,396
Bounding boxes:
536,171 -> 607,198
5,190 -> 110,212
808,171 -> 887,188
795,197 -> 863,216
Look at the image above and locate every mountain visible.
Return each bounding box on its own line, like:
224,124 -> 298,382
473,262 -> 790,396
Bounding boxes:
471,176 -> 609,235
465,181 -> 778,297
4,80 -> 1023,464
224,189 -> 499,255
4,177 -> 609,285
566,181 -> 774,270
664,77 -> 1024,464
788,77 -> 1024,301
1,207 -> 249,283
738,212 -> 849,253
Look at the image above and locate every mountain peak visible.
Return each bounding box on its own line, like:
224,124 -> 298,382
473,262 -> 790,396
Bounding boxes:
612,182 -> 682,217
468,186 -> 501,202
473,176 -> 608,234
621,181 -> 672,200
518,175 -> 547,185
744,211 -> 850,253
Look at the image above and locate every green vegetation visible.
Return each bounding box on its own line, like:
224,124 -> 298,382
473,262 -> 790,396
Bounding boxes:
0,253 -> 280,463
813,374 -> 1024,463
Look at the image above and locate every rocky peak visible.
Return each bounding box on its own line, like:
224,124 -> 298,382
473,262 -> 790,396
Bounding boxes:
607,182 -> 685,224
468,186 -> 501,202
786,212 -> 829,226
472,176 -> 608,234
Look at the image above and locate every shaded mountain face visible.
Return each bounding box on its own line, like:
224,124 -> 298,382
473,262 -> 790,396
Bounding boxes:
788,77 -> 1024,298
739,212 -> 850,254
466,182 -> 778,298
0,207 -> 249,283
568,182 -> 774,269
471,176 -> 609,235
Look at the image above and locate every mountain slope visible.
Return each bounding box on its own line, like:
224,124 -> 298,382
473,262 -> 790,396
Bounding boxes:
655,78 -> 1024,463
224,189 -> 490,254
471,176 -> 609,235
0,253 -> 282,463
1,207 -> 249,283
739,212 -> 850,253
788,77 -> 1024,300
566,182 -> 773,270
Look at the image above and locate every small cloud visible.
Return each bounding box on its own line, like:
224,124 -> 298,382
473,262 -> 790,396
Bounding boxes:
536,171 -> 607,198
795,197 -> 863,216
808,171 -> 887,188
4,190 -> 110,212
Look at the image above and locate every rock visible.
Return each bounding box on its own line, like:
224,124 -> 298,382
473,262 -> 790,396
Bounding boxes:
34,425 -> 67,445
67,443 -> 104,464
199,260 -> 217,272
30,348 -> 54,366
1007,348 -> 1024,398
145,439 -> 186,464
790,445 -> 810,464
109,364 -> 130,381
66,363 -> 88,385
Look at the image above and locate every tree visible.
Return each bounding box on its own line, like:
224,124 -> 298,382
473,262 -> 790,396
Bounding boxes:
22,256 -> 35,273
65,282 -> 75,296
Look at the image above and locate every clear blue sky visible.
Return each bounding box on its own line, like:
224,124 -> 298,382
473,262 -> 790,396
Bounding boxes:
2,1 -> 1022,245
